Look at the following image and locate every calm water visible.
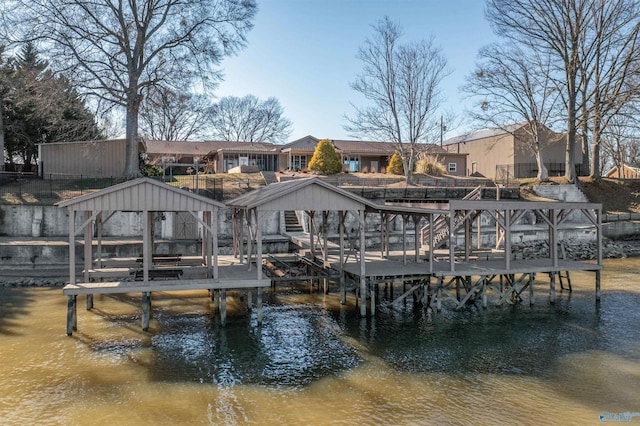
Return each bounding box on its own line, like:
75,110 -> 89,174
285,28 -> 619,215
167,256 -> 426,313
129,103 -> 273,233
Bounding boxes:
1,259 -> 640,425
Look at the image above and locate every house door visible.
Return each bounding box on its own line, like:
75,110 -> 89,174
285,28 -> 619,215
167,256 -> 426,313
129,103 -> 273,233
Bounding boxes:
174,212 -> 199,240
370,161 -> 378,173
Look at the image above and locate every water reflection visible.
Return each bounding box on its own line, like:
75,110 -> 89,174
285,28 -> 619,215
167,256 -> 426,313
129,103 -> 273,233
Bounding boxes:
0,261 -> 639,424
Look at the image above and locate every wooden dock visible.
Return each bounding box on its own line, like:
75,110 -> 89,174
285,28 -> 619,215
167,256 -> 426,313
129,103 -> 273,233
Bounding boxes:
64,260 -> 271,336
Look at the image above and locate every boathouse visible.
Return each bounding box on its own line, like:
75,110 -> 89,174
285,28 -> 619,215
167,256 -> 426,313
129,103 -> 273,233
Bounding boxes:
59,177 -> 604,335
58,178 -> 270,336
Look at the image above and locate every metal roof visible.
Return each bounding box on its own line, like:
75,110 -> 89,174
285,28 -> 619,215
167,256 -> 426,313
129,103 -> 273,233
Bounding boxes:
226,177 -> 377,212
57,178 -> 225,212
226,177 -> 449,215
442,123 -> 526,146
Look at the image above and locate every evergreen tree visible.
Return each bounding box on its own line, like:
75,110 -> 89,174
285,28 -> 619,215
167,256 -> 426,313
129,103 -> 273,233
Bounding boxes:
2,43 -> 102,169
308,139 -> 342,174
387,151 -> 404,175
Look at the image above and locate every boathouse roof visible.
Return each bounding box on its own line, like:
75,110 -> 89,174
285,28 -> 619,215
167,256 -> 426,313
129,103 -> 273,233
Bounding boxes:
56,177 -> 225,212
226,177 -> 448,215
226,177 -> 377,212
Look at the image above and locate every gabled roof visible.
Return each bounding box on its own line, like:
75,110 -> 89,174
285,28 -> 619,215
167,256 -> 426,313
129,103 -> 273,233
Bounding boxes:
226,177 -> 376,212
281,136 -> 451,155
442,123 -> 526,146
143,140 -> 278,156
225,177 -> 447,215
280,135 -> 320,150
57,178 -> 225,212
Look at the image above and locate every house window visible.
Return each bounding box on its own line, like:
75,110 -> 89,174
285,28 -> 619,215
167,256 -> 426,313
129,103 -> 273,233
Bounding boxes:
344,156 -> 359,172
448,163 -> 457,173
291,155 -> 307,170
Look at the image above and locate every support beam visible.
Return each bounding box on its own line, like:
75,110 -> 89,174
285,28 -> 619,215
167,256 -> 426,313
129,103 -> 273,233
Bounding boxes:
359,210 -> 367,317
337,211 -> 346,304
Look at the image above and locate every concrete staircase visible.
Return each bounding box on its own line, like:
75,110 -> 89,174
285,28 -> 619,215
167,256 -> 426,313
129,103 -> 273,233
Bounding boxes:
533,184 -> 589,202
261,171 -> 278,185
284,210 -> 303,232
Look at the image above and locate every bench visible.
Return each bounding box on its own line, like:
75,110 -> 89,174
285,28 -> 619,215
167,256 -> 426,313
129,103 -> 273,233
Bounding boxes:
136,253 -> 183,265
131,268 -> 183,280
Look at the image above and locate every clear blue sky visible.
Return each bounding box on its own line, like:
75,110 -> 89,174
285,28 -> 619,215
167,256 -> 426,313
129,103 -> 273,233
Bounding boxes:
216,0 -> 497,142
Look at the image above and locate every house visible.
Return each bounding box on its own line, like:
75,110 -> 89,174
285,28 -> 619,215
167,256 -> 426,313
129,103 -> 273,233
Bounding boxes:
280,135 -> 467,176
38,139 -> 131,177
142,140 -> 280,174
605,164 -> 640,179
37,135 -> 467,178
442,123 -> 583,179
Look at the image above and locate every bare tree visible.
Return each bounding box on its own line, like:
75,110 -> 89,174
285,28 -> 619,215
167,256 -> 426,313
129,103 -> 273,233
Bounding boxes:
210,95 -> 293,143
5,0 -> 256,177
578,0 -> 640,179
140,86 -> 213,141
464,43 -> 561,181
487,0 -> 593,183
344,16 -> 449,184
600,109 -> 640,176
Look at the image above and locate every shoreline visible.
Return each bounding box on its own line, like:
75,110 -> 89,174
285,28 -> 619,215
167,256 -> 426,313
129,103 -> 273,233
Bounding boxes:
1,238 -> 639,288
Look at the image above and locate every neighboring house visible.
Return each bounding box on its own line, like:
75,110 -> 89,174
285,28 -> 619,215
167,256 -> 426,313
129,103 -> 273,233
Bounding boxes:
442,123 -> 582,179
38,136 -> 468,178
280,135 -> 467,176
38,139 -> 131,177
605,164 -> 640,179
142,140 -> 280,174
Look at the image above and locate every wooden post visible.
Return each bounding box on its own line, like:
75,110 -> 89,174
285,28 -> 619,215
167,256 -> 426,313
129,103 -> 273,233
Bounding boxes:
239,209 -> 245,264
256,210 -> 263,280
481,276 -> 487,309
402,214 -> 407,265
142,292 -> 151,331
505,209 -> 511,270
550,272 -> 556,304
83,211 -> 93,310
66,295 -> 76,336
213,209 -> 219,280
68,211 -> 76,286
359,210 -> 367,317
246,210 -> 253,271
414,216 -> 420,263
143,211 -> 151,283
529,272 -> 535,305
449,210 -> 455,272
339,211 -> 346,305
323,211 -> 329,294
595,270 -> 601,301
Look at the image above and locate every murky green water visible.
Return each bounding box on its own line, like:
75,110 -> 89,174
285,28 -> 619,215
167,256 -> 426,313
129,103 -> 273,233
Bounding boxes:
1,259 -> 640,425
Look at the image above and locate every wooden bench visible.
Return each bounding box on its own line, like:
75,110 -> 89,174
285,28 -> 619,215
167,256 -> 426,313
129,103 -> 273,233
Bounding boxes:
136,253 -> 183,265
131,268 -> 183,280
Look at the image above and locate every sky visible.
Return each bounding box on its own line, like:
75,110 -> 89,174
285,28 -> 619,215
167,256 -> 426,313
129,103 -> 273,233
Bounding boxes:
215,0 -> 498,142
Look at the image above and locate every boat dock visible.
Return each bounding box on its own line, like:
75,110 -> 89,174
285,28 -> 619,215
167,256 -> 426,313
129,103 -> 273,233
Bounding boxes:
58,177 -> 603,335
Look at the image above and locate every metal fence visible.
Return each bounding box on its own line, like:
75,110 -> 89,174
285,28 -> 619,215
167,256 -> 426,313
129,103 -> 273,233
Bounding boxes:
497,162 -> 583,180
0,173 -> 226,205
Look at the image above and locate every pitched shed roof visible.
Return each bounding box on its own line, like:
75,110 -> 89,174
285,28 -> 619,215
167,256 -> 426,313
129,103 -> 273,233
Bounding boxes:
57,178 -> 225,212
442,123 -> 526,146
143,140 -> 278,156
226,177 -> 376,212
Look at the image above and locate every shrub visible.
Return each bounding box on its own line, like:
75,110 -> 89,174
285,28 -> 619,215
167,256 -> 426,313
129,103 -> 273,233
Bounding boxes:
140,164 -> 163,177
308,139 -> 342,175
387,151 -> 404,175
362,166 -> 369,174
415,153 -> 445,176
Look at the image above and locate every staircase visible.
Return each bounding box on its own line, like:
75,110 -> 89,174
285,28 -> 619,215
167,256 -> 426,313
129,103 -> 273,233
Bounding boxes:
533,184 -> 588,202
261,171 -> 278,185
284,210 -> 303,232
420,186 -> 483,249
